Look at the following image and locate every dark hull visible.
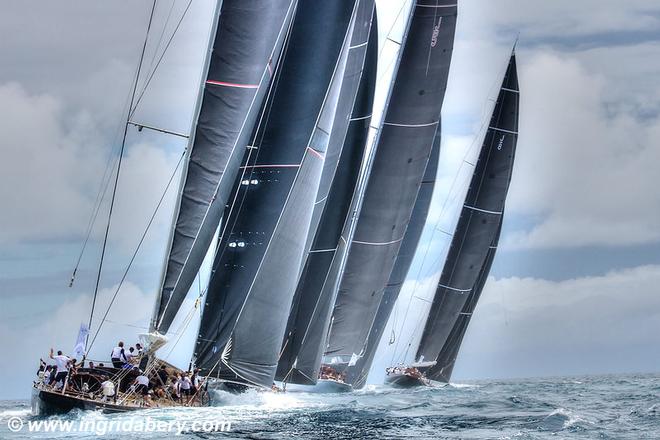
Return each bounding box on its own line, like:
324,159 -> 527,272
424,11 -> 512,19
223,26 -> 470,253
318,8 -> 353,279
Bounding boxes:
304,379 -> 353,393
31,388 -> 139,415
385,373 -> 429,389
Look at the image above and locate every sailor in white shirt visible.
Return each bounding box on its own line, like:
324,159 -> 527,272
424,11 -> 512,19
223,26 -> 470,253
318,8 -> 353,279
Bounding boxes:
49,348 -> 70,386
133,369 -> 150,396
110,342 -> 126,368
100,379 -> 116,403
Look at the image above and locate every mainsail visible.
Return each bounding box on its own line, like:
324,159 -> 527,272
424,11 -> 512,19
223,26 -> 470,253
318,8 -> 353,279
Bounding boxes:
194,0 -> 359,388
324,0 -> 458,388
346,125 -> 441,388
416,52 -> 519,382
276,1 -> 378,385
153,0 -> 299,334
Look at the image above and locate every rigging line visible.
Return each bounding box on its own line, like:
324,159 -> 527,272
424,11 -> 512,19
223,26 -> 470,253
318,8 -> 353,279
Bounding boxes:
87,147 -> 186,352
130,0 -> 194,119
69,82 -> 137,287
144,0 -> 177,82
394,75 -> 508,361
392,124 -> 489,363
86,0 -> 158,351
375,0 -> 412,84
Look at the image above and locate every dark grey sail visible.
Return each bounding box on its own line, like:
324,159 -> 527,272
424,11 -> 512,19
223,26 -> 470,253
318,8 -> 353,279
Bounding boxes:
153,0 -> 298,334
416,53 -> 519,382
428,223 -> 501,382
276,2 -> 378,386
194,0 -> 359,389
324,0 -> 457,388
345,126 -> 441,388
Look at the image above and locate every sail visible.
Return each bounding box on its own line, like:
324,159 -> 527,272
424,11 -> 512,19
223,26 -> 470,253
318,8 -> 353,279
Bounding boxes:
427,223 -> 501,382
416,53 -> 519,381
153,0 -> 299,334
324,1 -> 458,388
194,0 -> 359,388
344,125 -> 442,388
276,2 -> 378,386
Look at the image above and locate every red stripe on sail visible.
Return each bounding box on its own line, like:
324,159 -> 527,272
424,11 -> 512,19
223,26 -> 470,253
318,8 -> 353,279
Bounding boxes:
206,80 -> 259,89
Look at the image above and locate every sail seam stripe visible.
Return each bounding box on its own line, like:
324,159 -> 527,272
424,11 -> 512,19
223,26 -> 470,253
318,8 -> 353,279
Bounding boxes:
205,80 -> 260,89
350,41 -> 368,49
416,4 -> 458,8
438,283 -> 471,293
463,204 -> 503,215
307,146 -> 326,160
384,120 -> 439,128
239,164 -> 300,169
352,237 -> 404,246
309,248 -> 337,253
501,87 -> 519,93
350,114 -> 372,121
489,126 -> 518,135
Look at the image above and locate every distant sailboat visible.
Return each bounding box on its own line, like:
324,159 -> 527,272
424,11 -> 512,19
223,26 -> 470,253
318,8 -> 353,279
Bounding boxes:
385,50 -> 520,388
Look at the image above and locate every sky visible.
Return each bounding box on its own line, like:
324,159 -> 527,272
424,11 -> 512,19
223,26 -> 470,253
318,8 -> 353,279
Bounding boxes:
0,0 -> 659,399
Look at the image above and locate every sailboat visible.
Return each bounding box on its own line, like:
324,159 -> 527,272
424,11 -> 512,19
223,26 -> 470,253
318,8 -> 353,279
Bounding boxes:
31,0 -> 364,412
316,0 -> 458,391
385,50 -> 520,388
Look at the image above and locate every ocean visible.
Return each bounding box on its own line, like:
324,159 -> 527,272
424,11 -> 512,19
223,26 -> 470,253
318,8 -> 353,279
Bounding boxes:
1,373 -> 658,439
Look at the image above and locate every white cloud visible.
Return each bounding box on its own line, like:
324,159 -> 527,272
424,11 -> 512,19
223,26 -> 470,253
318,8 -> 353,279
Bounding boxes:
503,49 -> 660,249
453,264 -> 660,379
0,82 -> 181,261
459,0 -> 660,41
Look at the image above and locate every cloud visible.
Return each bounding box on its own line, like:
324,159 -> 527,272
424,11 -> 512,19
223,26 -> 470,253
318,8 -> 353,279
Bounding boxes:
453,264 -> 660,379
459,0 -> 660,42
502,49 -> 660,249
0,82 -> 181,261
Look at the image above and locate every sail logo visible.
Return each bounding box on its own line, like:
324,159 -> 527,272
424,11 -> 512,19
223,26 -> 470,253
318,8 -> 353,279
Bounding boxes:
497,135 -> 506,151
431,18 -> 443,47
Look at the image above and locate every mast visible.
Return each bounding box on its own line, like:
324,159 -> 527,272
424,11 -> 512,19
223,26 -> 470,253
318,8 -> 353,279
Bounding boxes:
152,0 -> 299,334
416,52 -> 519,382
324,0 -> 458,388
276,0 -> 378,386
194,0 -> 360,389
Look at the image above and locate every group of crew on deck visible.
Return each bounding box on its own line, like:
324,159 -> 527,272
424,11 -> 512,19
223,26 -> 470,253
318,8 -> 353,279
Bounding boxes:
36,341 -> 204,407
318,365 -> 347,382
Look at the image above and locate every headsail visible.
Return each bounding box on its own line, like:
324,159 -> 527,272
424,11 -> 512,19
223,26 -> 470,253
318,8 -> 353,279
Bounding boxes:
416,52 -> 519,382
324,0 -> 458,388
276,1 -> 378,386
153,0 -> 298,334
194,0 -> 359,388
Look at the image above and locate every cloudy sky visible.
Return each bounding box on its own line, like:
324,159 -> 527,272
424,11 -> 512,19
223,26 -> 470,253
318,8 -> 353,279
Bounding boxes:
1,0 -> 659,399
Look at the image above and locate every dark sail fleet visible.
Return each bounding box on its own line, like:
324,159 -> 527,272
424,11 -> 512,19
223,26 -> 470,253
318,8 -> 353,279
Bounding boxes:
322,0 -> 458,389
33,0 -> 524,413
193,0 -> 360,389
276,0 -> 378,386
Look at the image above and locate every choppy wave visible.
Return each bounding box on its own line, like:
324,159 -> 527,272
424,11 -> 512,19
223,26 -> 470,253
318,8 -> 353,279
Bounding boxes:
2,373 -> 659,439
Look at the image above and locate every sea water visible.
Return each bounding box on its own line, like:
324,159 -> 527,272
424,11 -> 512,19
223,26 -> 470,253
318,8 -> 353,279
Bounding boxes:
1,373 -> 658,439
